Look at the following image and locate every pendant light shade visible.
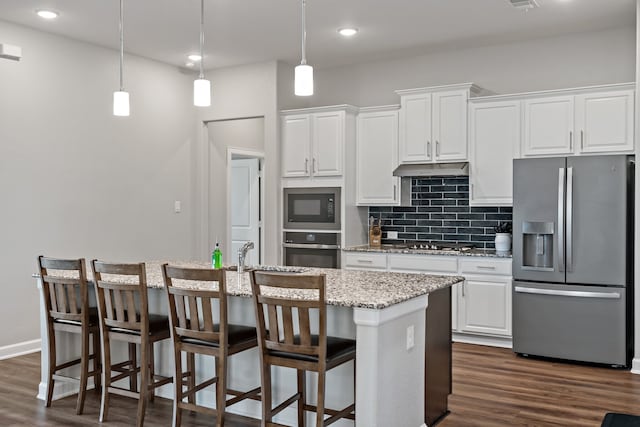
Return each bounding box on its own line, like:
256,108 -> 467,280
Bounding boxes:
294,64 -> 313,96
193,78 -> 211,107
113,0 -> 129,116
194,0 -> 211,107
294,0 -> 313,96
113,91 -> 130,116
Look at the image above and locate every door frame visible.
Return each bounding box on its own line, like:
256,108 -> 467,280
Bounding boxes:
227,147 -> 265,266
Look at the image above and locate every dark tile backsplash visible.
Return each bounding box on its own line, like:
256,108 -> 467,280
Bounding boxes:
368,176 -> 512,249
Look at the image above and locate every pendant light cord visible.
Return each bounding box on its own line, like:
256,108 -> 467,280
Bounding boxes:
199,0 -> 205,79
119,0 -> 124,91
301,0 -> 307,65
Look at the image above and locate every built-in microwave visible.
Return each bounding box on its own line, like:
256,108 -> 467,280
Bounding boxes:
283,187 -> 341,230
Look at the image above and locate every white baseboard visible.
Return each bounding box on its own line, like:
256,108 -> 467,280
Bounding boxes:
631,358 -> 640,374
0,339 -> 41,360
37,378 -> 96,401
452,333 -> 512,349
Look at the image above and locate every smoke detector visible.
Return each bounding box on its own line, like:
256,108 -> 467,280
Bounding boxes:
508,0 -> 539,10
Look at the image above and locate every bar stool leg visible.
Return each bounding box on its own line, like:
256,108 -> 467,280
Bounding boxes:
187,352 -> 196,406
137,341 -> 149,427
297,369 -> 306,426
316,369 -> 326,427
76,327 -> 90,414
149,342 -> 155,403
261,364 -> 273,426
100,335 -> 112,423
215,356 -> 227,427
45,330 -> 56,408
172,348 -> 183,427
129,343 -> 138,392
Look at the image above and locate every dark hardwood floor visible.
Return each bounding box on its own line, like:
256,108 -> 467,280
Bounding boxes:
2,343 -> 639,426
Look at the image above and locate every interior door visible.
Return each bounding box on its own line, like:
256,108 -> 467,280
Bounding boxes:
231,158 -> 260,266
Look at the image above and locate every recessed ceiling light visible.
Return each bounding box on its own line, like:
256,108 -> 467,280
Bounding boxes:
185,62 -> 195,68
338,28 -> 358,37
188,54 -> 202,61
36,10 -> 59,20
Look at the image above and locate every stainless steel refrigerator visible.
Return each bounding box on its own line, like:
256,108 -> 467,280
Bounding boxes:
512,155 -> 634,367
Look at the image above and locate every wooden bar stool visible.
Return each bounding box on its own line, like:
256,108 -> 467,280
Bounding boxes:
162,264 -> 261,427
91,260 -> 173,427
38,256 -> 101,415
249,271 -> 356,427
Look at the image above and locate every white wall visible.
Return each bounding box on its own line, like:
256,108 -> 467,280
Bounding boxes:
282,26 -> 636,109
0,21 -> 197,348
195,61 -> 281,265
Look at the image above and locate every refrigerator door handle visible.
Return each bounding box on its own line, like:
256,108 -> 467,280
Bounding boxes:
514,286 -> 621,300
566,167 -> 573,272
557,168 -> 565,272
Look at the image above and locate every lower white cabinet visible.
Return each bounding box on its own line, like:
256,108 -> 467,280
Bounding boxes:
345,251 -> 513,346
458,275 -> 512,336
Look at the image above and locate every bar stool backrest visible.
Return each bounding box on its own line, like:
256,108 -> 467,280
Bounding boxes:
250,271 -> 327,361
162,265 -> 228,345
38,256 -> 89,324
91,261 -> 148,333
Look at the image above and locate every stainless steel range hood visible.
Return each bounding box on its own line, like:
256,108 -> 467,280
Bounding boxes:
392,162 -> 469,177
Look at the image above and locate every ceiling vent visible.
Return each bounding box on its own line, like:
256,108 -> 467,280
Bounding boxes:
508,0 -> 539,10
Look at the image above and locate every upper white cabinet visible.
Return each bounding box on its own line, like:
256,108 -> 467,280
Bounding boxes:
575,89 -> 635,154
523,95 -> 574,156
469,99 -> 520,206
356,106 -> 400,205
281,105 -> 357,181
396,83 -> 485,164
520,84 -> 635,157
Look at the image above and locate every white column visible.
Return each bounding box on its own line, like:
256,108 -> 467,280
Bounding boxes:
353,295 -> 429,427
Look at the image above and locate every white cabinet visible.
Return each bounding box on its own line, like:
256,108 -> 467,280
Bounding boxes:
457,258 -> 512,337
523,96 -> 574,157
396,84 -> 483,164
356,106 -> 400,205
281,106 -> 357,180
468,99 -> 520,206
520,84 -> 635,157
575,89 -> 635,154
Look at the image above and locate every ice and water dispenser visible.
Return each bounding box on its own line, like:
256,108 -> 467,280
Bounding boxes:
521,221 -> 554,270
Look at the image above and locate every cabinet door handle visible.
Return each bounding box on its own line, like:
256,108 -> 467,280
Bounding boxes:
581,130 -> 584,150
462,282 -> 465,297
476,265 -> 496,270
357,259 -> 373,264
427,141 -> 431,157
393,184 -> 397,200
305,158 -> 309,174
569,131 -> 573,150
436,141 -> 440,158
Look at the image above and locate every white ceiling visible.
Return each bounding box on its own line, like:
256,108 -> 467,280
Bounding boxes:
0,0 -> 635,70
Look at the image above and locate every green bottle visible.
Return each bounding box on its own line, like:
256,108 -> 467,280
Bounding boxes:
213,242 -> 223,269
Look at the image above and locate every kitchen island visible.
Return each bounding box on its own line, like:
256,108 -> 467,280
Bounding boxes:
36,261 -> 463,427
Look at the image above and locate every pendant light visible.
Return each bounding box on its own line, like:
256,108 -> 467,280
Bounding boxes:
294,0 -> 313,96
193,0 -> 211,107
113,0 -> 129,116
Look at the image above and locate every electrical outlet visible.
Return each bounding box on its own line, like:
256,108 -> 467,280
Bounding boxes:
174,200 -> 181,213
406,325 -> 414,350
387,231 -> 398,240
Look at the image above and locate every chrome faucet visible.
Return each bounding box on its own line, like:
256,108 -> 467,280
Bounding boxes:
237,241 -> 255,274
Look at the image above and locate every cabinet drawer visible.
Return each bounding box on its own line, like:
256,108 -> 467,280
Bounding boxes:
344,252 -> 387,270
460,258 -> 512,276
388,254 -> 458,274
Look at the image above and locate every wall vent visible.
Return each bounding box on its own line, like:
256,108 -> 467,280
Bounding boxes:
508,0 -> 539,10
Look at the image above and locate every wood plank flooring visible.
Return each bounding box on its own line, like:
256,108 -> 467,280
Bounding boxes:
2,343 -> 640,426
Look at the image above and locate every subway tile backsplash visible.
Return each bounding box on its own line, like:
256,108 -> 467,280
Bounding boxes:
368,176 -> 512,249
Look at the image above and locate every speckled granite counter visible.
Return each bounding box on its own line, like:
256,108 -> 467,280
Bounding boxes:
343,244 -> 512,258
54,260 -> 463,310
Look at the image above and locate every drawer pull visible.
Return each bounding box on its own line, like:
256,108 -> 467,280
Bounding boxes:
476,265 -> 496,270
357,259 -> 374,263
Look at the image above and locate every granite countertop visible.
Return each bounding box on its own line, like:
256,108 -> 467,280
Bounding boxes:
343,245 -> 512,258
37,261 -> 463,310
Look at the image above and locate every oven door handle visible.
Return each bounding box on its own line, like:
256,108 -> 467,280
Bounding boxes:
282,243 -> 341,250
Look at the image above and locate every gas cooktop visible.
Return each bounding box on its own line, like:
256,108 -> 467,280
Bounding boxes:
385,243 -> 474,252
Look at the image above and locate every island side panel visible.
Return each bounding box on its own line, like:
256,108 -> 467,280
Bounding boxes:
353,295 -> 429,427
425,286 -> 452,426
